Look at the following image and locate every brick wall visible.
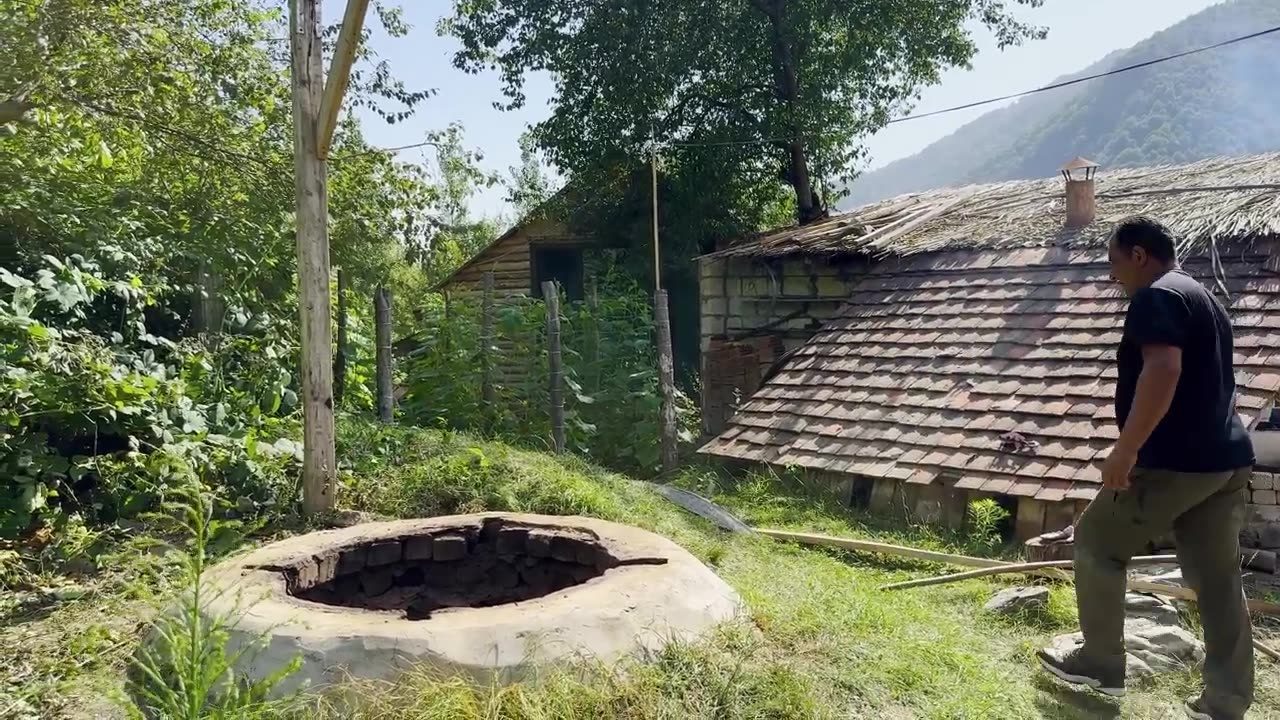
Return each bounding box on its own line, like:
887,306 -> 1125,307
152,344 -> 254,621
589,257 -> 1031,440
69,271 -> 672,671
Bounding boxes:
698,253 -> 867,435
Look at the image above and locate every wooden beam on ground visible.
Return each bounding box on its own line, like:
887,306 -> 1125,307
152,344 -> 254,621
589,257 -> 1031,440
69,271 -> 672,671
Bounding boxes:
290,0 -> 337,515
881,556 -> 1179,591
317,0 -> 372,160
758,528 -> 1280,616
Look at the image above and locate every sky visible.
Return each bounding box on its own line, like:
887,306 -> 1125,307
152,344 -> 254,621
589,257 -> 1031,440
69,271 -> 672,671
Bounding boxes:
357,0 -> 1227,220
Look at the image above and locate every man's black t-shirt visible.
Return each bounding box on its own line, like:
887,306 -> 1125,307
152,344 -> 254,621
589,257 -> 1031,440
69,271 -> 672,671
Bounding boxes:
1115,269 -> 1254,472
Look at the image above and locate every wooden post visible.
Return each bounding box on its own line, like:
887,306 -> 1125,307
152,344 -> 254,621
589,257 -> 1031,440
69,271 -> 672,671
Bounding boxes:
316,0 -> 372,160
481,271 -> 496,412
334,268 -> 348,408
655,289 -> 679,475
650,153 -> 679,475
651,153 -> 661,292
290,0 -> 336,514
543,281 -> 566,453
586,276 -> 600,392
375,287 -> 393,423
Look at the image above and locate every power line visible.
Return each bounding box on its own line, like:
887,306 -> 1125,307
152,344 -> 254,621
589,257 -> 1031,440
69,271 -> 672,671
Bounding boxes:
892,23 -> 1280,124
669,23 -> 1280,149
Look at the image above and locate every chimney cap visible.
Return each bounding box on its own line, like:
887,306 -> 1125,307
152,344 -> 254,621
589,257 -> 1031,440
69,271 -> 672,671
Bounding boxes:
1060,156 -> 1099,172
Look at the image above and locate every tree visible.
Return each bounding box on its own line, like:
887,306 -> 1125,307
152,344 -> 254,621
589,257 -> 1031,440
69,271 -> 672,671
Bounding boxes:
444,0 -> 1046,224
506,130 -> 554,219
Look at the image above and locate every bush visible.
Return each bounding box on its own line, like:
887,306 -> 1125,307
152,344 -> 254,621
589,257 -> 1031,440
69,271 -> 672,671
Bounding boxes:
0,253 -> 302,538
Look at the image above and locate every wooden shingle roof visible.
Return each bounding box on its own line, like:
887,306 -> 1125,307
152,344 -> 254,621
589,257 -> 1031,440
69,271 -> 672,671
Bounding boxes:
699,244 -> 1280,502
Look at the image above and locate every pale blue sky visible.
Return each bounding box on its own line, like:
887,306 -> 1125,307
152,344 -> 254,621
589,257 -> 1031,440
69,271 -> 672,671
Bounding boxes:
356,0 -> 1225,219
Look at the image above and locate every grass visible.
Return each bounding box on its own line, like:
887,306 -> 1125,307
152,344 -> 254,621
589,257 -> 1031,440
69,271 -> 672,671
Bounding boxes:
3,419 -> 1279,719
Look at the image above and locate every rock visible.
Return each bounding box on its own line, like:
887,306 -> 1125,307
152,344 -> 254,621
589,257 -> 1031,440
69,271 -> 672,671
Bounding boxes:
1143,568 -> 1185,587
1124,592 -> 1180,626
984,586 -> 1050,615
1242,547 -> 1278,574
1046,620 -> 1203,681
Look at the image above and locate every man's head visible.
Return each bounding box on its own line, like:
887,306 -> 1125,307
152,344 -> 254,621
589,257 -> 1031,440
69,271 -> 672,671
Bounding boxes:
1108,215 -> 1178,296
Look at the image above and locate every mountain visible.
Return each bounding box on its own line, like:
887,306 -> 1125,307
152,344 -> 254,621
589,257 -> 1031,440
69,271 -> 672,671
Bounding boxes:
841,0 -> 1280,208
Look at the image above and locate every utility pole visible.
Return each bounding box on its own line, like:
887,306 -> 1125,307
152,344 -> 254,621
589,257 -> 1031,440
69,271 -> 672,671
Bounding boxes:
289,0 -> 370,515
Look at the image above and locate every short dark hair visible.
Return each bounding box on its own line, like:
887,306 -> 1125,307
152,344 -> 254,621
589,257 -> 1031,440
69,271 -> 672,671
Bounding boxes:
1111,215 -> 1177,263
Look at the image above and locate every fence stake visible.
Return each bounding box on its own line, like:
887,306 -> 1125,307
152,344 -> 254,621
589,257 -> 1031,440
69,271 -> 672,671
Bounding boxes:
655,289 -> 679,475
375,286 -> 394,423
481,271 -> 496,414
334,268 -> 348,407
543,281 -> 566,453
586,276 -> 600,392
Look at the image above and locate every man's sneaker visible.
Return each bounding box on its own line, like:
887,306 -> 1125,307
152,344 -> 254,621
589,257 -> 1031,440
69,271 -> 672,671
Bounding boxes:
1036,645 -> 1125,697
1183,698 -> 1212,719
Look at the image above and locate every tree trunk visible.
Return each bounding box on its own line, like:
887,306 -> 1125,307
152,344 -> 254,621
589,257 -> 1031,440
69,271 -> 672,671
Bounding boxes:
290,0 -> 337,515
375,287 -> 394,423
759,0 -> 822,224
334,268 -> 348,408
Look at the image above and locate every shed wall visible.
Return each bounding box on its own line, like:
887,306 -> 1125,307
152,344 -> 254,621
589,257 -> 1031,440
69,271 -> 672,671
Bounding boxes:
698,254 -> 867,436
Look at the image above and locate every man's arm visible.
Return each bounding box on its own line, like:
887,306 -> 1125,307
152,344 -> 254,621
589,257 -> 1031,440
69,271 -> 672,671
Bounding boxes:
1102,344 -> 1181,488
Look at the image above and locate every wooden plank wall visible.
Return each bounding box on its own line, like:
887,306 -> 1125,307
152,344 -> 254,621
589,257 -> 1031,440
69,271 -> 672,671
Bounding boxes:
442,217 -> 584,301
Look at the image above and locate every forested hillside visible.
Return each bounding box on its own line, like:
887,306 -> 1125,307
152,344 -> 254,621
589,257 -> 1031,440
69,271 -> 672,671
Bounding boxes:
843,0 -> 1280,207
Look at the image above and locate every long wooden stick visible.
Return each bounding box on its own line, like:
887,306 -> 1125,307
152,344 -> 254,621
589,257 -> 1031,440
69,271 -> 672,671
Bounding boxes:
758,528 -> 1280,615
880,556 -> 1179,591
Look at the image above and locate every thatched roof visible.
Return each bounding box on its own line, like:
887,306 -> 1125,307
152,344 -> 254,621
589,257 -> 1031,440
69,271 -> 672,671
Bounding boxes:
706,152 -> 1280,260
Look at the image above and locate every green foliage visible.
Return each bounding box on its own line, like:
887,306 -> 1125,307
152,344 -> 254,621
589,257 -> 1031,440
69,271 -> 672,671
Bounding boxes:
400,277 -> 697,476
0,256 -> 304,537
126,485 -> 300,719
965,498 -> 1010,551
845,0 -> 1280,206
444,0 -> 1046,215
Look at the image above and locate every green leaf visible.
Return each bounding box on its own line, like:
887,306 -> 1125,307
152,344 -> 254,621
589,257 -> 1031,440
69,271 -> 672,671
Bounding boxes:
97,139 -> 114,169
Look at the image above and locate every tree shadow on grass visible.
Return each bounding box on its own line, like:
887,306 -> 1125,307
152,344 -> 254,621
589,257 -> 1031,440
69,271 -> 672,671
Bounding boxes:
1032,673 -> 1122,719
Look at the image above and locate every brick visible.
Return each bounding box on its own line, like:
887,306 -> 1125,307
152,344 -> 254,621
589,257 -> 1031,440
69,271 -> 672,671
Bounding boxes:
702,297 -> 727,315
404,536 -> 434,560
1253,489 -> 1278,505
366,541 -> 402,567
495,527 -> 529,556
1251,472 -> 1275,491
525,531 -> 552,558
336,546 -> 367,575
432,534 -> 468,562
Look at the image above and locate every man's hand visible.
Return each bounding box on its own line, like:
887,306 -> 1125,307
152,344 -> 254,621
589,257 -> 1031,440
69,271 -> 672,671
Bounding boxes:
1101,445 -> 1138,490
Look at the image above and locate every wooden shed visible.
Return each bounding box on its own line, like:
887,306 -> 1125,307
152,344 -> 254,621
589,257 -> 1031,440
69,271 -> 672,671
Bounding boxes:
698,152 -> 1280,541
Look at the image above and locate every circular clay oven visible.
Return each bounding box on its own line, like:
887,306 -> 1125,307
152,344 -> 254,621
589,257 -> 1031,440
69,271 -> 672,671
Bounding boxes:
201,513 -> 741,694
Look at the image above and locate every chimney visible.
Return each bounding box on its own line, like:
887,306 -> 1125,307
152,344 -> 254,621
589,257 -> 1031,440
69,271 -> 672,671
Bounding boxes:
1060,156 -> 1099,228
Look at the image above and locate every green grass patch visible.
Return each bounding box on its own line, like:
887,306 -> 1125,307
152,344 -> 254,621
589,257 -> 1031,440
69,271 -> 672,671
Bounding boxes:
4,420 -> 1279,719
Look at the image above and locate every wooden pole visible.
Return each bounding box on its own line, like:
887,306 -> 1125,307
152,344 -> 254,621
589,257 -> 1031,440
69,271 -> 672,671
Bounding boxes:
880,556 -> 1179,591
334,267 -> 348,407
543,281 -> 565,453
481,271 -> 496,413
759,528 -> 1280,615
375,287 -> 393,423
655,289 -> 679,475
586,276 -> 600,392
290,0 -> 337,514
650,153 -> 660,293
316,0 -> 372,160
650,152 -> 679,475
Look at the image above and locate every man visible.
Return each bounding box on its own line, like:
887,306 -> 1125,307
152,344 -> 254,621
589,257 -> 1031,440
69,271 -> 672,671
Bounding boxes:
1036,216 -> 1255,720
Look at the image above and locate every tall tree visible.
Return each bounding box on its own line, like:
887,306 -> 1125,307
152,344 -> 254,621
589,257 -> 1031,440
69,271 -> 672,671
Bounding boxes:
506,130 -> 554,218
444,0 -> 1046,224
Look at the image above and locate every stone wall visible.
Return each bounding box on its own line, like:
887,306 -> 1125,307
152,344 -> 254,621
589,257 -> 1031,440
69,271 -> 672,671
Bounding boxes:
698,253 -> 868,435
1248,470 -> 1280,548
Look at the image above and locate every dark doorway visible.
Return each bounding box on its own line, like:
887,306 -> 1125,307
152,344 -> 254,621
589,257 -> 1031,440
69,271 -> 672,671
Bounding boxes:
531,246 -> 585,301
